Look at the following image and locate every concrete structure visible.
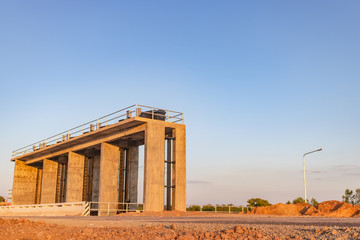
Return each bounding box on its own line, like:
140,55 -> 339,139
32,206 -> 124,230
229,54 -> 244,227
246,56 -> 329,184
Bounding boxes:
10,105 -> 186,214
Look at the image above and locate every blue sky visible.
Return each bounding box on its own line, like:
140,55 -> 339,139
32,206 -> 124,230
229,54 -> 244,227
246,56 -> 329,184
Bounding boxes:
0,1 -> 359,205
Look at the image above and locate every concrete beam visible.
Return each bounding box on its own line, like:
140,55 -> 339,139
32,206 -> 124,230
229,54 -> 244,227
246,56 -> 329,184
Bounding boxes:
12,160 -> 38,205
143,121 -> 165,211
172,126 -> 186,211
41,159 -> 59,204
99,142 -> 119,215
66,152 -> 85,202
25,124 -> 146,165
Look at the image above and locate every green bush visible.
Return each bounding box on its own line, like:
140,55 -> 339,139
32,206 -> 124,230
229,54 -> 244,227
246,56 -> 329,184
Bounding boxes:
247,198 -> 271,207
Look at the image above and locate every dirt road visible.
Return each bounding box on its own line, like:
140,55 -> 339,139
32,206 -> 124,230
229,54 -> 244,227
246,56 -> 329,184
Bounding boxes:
1,213 -> 360,239
7,213 -> 360,227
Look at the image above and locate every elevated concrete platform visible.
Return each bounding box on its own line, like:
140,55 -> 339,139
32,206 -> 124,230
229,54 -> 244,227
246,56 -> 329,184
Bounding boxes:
10,105 -> 186,212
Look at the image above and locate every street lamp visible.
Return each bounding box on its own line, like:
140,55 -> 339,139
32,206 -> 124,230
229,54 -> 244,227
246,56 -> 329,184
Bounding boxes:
303,148 -> 322,203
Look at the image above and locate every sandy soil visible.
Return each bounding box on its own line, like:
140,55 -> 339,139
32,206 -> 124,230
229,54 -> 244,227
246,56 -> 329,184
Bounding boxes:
2,201 -> 360,239
1,214 -> 360,239
250,200 -> 360,217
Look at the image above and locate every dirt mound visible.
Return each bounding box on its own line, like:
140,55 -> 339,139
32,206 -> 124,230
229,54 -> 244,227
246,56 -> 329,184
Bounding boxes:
317,200 -> 360,217
250,201 -> 360,217
251,203 -> 309,216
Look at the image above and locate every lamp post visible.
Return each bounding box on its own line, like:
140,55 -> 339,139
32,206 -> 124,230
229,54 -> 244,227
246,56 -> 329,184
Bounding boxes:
303,148 -> 322,203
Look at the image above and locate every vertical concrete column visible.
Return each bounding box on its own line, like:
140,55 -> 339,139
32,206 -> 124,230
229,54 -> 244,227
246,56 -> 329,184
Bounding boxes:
126,144 -> 139,209
35,168 -> 43,204
91,154 -> 100,208
118,148 -> 125,204
143,121 -> 165,211
172,125 -> 186,211
41,159 -> 58,204
99,142 -> 119,215
12,160 -> 38,205
66,152 -> 85,202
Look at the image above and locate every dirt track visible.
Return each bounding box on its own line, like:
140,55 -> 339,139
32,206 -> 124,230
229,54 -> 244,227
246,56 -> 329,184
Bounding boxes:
2,213 -> 360,239
8,214 -> 360,227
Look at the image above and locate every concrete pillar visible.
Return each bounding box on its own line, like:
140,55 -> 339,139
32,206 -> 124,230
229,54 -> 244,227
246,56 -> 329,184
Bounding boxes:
126,144 -> 139,209
91,154 -> 100,209
118,148 -> 125,204
66,152 -> 85,202
172,126 -> 186,211
35,168 -> 43,204
99,142 -> 119,215
143,121 -> 165,211
12,160 -> 38,205
41,159 -> 58,204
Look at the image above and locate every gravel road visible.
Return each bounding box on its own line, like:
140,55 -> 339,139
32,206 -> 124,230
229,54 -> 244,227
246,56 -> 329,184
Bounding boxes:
1,214 -> 360,239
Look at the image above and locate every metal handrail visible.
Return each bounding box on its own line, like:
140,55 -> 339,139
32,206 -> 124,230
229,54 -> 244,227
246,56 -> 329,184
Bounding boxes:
88,202 -> 144,215
11,104 -> 184,159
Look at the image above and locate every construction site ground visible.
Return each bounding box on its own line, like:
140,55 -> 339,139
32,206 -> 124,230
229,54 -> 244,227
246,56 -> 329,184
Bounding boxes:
1,212 -> 360,239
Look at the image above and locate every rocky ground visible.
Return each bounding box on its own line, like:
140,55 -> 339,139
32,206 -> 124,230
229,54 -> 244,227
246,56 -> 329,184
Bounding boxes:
1,217 -> 360,240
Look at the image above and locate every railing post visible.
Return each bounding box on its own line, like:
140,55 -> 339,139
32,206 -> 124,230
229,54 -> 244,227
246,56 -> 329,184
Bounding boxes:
107,202 -> 110,216
126,204 -> 128,213
152,108 -> 154,119
200,206 -> 202,212
215,206 -> 217,213
229,206 -> 231,213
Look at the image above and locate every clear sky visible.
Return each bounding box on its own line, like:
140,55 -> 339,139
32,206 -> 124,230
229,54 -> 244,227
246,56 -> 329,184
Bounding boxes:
0,1 -> 359,205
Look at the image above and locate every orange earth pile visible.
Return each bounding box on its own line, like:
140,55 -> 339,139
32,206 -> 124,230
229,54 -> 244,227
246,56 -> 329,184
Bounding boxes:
250,200 -> 360,217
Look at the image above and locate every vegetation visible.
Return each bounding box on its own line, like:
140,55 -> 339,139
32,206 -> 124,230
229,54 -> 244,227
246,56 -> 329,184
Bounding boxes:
310,198 -> 319,207
247,198 -> 271,207
342,188 -> 360,205
0,196 -> 4,202
292,197 -> 306,204
186,204 -> 252,213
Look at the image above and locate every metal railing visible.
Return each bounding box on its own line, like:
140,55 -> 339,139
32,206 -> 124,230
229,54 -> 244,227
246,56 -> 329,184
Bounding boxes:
88,202 -> 143,216
11,104 -> 184,159
186,205 -> 254,213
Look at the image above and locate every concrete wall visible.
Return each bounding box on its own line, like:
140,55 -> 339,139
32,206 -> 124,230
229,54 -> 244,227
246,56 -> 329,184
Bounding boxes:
41,159 -> 58,204
99,142 -> 119,215
12,160 -> 38,205
0,204 -> 86,216
172,125 -> 186,211
66,152 -> 85,202
144,121 -> 165,211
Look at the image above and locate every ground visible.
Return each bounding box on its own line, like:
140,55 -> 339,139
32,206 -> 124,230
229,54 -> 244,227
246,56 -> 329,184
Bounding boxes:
1,212 -> 360,240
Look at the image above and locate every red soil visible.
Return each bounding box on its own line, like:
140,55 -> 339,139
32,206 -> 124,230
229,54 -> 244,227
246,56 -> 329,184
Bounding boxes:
250,200 -> 360,217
